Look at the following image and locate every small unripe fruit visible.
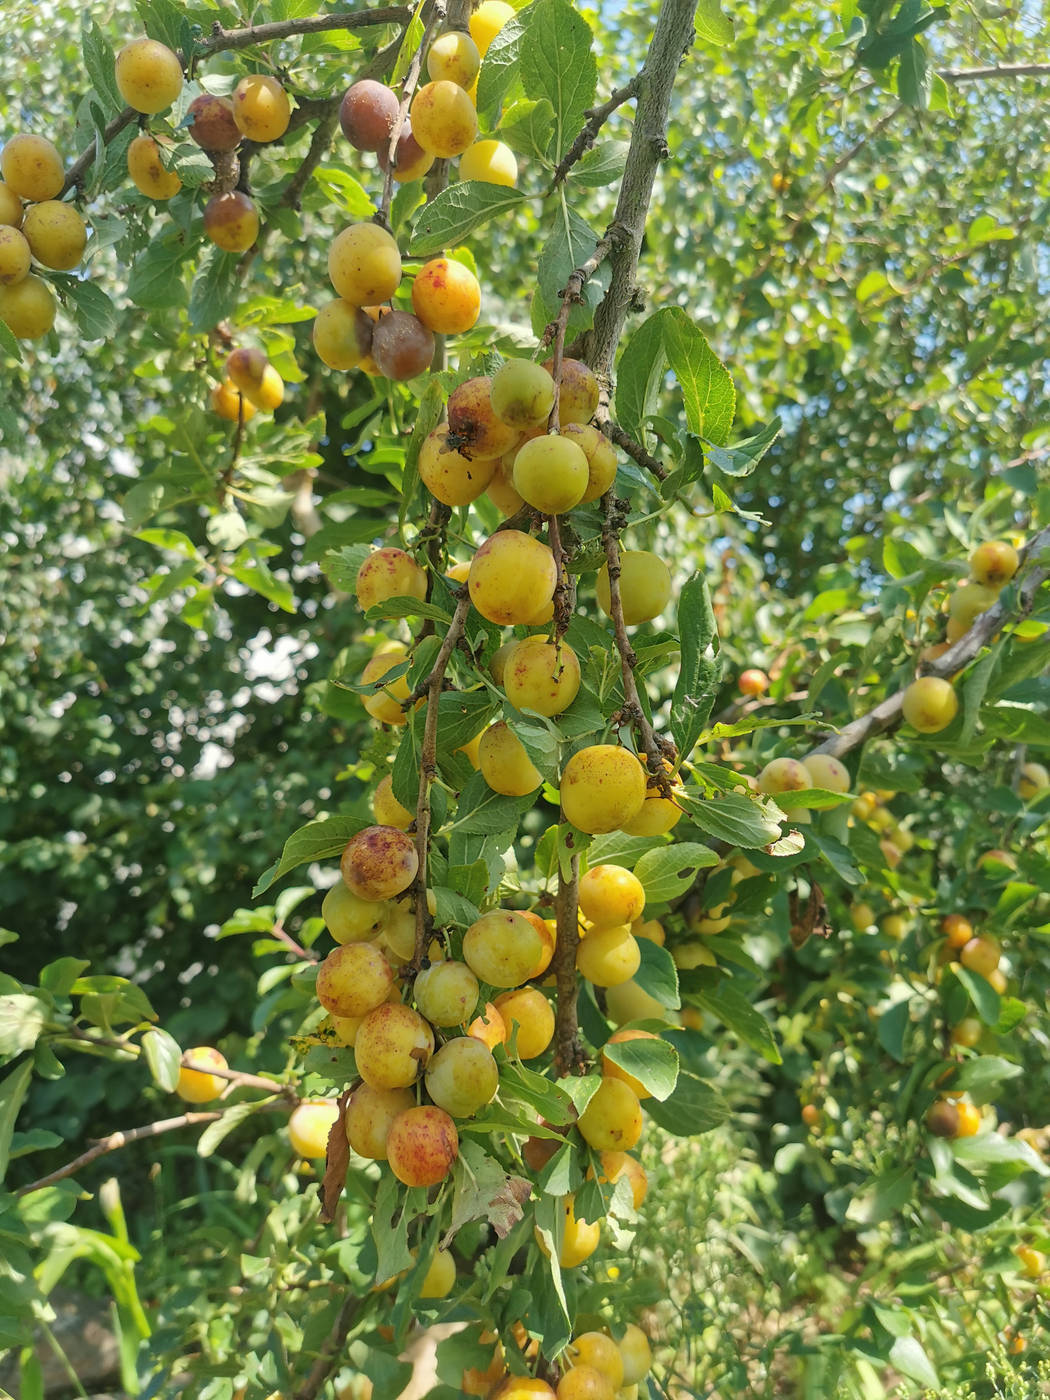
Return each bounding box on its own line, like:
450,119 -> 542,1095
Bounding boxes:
425,1036 -> 499,1115
340,79 -> 400,152
493,986 -> 555,1059
542,356 -> 599,425
503,637 -> 581,717
232,74 -> 291,143
950,1017 -> 982,1048
802,753 -> 850,793
340,825 -> 418,902
448,376 -> 520,460
901,676 -> 958,734
0,275 -> 56,339
115,38 -> 183,113
412,256 -> 481,335
960,935 -> 1000,977
345,1082 -> 415,1159
410,81 -> 478,158
738,668 -> 769,696
560,745 -> 647,834
176,1046 -> 228,1103
849,901 -> 876,933
414,960 -> 480,1026
316,942 -> 395,1018
354,1002 -> 435,1090
1,135 -> 64,203
577,1078 -> 643,1151
127,135 -> 182,199
0,226 -> 30,285
419,1247 -> 457,1298
328,222 -> 402,305
187,94 -> 241,152
287,1099 -> 340,1159
427,31 -> 481,87
459,139 -> 518,186
468,530 -> 557,625
463,909 -> 545,987
596,551 -> 672,625
386,1105 -> 459,1186
203,191 -> 259,252
970,540 -> 1019,587
1016,1245 -> 1045,1278
0,183 -> 23,227
491,359 -> 556,428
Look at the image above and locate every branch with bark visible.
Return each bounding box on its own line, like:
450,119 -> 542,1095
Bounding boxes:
548,76 -> 642,190
377,2 -> 448,225
15,1111 -> 222,1197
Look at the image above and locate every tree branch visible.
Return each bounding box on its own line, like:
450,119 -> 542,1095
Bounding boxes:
61,108 -> 137,196
578,0 -> 698,378
544,237 -> 611,433
197,7 -> 413,59
551,847 -> 583,1076
811,524 -> 1050,759
293,1294 -> 361,1400
548,76 -> 641,191
938,63 -> 1050,82
408,591 -> 473,968
15,1111 -> 222,1196
377,2 -> 447,226
182,1056 -> 300,1100
601,420 -> 667,482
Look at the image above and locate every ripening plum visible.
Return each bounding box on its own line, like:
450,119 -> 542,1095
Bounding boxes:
478,722 -> 543,796
419,1247 -> 457,1298
463,909 -> 545,987
414,960 -> 480,1026
960,935 -> 1000,977
971,540 -> 1019,587
469,0 -> 515,55
175,1046 -> 228,1103
617,1326 -> 653,1385
187,94 -> 241,152
1,134 -> 64,203
386,1104 -> 459,1186
316,942 -> 395,1018
494,987 -> 555,1059
377,896 -> 419,965
427,31 -> 481,87
577,1077 -> 643,1151
371,310 -> 435,380
203,191 -> 259,252
739,667 -> 769,696
361,644 -> 413,725
0,183 -> 22,227
562,422 -> 618,502
948,581 -> 999,634
340,79 -> 400,152
448,377 -> 519,460
1019,761 -> 1050,799
901,677 -> 958,733
411,257 -> 481,338
503,637 -> 581,717
576,924 -> 640,987
579,865 -> 646,927
468,1000 -> 508,1050
605,978 -> 669,1025
226,348 -> 283,411
232,74 -> 291,143
354,1002 -> 435,1089
410,81 -> 478,158
486,458 -> 525,516
601,1028 -> 659,1099
512,434 -> 589,514
210,380 -> 256,422
757,757 -> 810,795
114,38 -> 183,113
126,134 -> 182,199
519,910 -> 556,977
925,1098 -> 960,1138
345,1082 -> 415,1158
419,423 -> 495,506
566,1335 -> 624,1389
355,547 -> 427,613
596,551 -> 671,625
287,1099 -> 340,1159
536,1195 -> 600,1269
542,356 -> 599,425
322,881 -> 387,944
491,359 -> 556,429
312,298 -> 373,371
621,766 -> 684,837
425,1036 -> 499,1116
340,825 -> 418,901
593,1151 -> 648,1209
0,275 -> 56,338
468,529 -> 557,625
802,753 -> 850,792
557,1367 -> 614,1400
459,139 -> 518,186
633,917 -> 665,945
0,227 -> 30,285
560,745 -> 647,834
378,124 -> 434,182
372,774 -> 413,830
328,222 -> 402,304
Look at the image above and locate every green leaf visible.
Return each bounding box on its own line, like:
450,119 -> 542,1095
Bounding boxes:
254,815 -> 370,896
0,315 -> 23,362
81,15 -> 122,115
448,771 -> 537,836
702,418 -> 780,478
189,248 -> 241,332
691,981 -> 781,1063
40,958 -> 90,998
632,842 -> 717,903
59,278 -> 118,341
142,1028 -> 182,1093
953,1055 -> 1023,1098
845,1166 -> 915,1225
571,141 -> 629,187
684,791 -> 782,848
531,205 -> 607,341
664,311 -> 735,445
411,183 -> 527,258
632,938 -> 680,1009
518,0 -> 597,158
127,237 -> 192,309
672,572 -> 718,758
602,1034 -> 679,1100
695,0 -> 735,47
0,1059 -> 34,1184
643,1071 -> 730,1136
229,543 -> 295,612
0,994 -> 48,1057
499,97 -> 556,162
888,1336 -> 939,1389
953,966 -> 1001,1025
476,5 -> 533,118
960,648 -> 996,744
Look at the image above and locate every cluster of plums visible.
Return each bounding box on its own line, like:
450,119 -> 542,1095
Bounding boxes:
0,135 -> 88,338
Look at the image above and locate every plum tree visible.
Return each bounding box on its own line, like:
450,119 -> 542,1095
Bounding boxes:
419,1248 -> 457,1298
355,547 -> 427,611
321,881 -> 386,944
361,644 -> 414,725
560,745 -> 647,834
503,637 -> 582,716
203,192 -> 259,252
578,865 -> 646,927
512,434 -> 590,514
541,356 -> 599,424
210,381 -> 256,422
491,359 -> 556,427
370,310 -> 435,380
340,79 -> 399,151
561,423 -> 618,502
556,1366 -> 615,1400
757,757 -> 810,795
315,942 -> 396,1018
0,182 -> 23,226
126,135 -> 182,199
492,986 -> 555,1059
478,722 -> 543,796
371,774 -> 413,830
577,1078 -> 644,1151
187,95 -> 241,152
901,676 -> 959,733
567,1332 -> 624,1388
114,38 -> 183,113
419,423 -> 496,505
448,377 -> 520,459
463,910 -> 545,986
378,124 -> 434,182
470,0 -> 515,54
427,31 -> 481,87
20,201 -> 85,270
575,925 -> 641,986
340,826 -> 419,901
802,753 -> 850,792
0,275 -> 56,338
601,1029 -> 660,1098
414,960 -> 480,1026
312,298 -> 374,370
468,529 -> 557,625
385,1105 -> 459,1186
971,540 -> 1019,586
424,1036 -> 499,1115
345,1083 -> 416,1160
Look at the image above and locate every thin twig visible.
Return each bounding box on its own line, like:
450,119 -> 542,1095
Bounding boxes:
601,420 -> 668,482
408,592 -> 473,968
293,1294 -> 361,1400
61,108 -> 137,196
938,62 -> 1050,82
548,76 -> 642,191
182,1057 -> 300,1099
544,237 -> 611,433
198,7 -> 413,58
15,1112 -> 222,1196
377,1 -> 447,226
811,523 -> 1050,759
814,106 -> 899,200
551,848 -> 584,1076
